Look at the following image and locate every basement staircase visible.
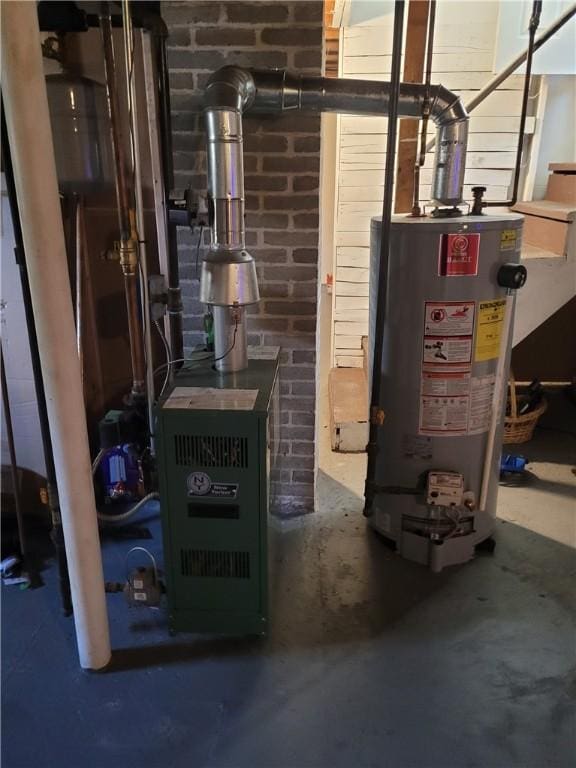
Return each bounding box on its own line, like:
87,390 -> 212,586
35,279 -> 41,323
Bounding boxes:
512,162 -> 576,344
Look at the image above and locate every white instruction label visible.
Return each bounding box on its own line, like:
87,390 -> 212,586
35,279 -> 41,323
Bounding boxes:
424,301 -> 475,337
421,370 -> 471,397
423,336 -> 472,366
419,395 -> 469,436
468,374 -> 496,434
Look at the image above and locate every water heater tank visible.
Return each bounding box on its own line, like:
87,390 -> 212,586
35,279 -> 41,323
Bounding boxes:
46,74 -> 113,192
368,214 -> 524,571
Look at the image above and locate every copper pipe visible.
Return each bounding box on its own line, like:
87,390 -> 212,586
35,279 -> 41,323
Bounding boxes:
99,1 -> 145,398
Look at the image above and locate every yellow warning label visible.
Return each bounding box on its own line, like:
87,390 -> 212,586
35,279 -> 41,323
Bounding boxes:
500,229 -> 517,251
475,299 -> 506,361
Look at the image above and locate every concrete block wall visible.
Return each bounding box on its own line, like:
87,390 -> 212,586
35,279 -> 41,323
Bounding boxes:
163,1 -> 323,514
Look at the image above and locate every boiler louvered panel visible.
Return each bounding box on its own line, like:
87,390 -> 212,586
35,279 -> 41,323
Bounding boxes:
173,434 -> 248,468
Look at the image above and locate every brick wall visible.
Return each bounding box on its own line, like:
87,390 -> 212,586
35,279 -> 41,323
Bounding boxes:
163,1 -> 323,514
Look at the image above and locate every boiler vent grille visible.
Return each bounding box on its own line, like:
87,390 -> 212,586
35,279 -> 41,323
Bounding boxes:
174,434 -> 248,468
180,548 -> 251,579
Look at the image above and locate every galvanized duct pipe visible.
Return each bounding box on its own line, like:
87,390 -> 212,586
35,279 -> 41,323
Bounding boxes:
201,67 -> 468,372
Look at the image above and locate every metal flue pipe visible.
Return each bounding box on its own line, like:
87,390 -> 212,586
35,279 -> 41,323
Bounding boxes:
1,0 -> 111,669
202,66 -> 469,371
243,72 -> 468,206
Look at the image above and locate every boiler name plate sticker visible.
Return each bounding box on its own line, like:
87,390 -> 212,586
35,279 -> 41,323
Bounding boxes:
187,471 -> 238,499
424,301 -> 475,337
475,299 -> 506,362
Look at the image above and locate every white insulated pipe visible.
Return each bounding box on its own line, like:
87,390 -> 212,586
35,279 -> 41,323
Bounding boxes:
1,1 -> 111,670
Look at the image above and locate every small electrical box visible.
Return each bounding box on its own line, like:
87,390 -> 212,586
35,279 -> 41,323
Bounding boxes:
125,566 -> 162,608
426,471 -> 464,507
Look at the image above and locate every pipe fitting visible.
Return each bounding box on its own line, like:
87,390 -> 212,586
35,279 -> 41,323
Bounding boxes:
117,237 -> 138,276
204,66 -> 256,111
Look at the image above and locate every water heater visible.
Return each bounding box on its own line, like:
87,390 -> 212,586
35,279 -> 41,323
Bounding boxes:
368,214 -> 525,571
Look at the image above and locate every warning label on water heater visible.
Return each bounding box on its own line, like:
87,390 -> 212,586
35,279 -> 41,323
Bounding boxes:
468,374 -> 496,434
423,336 -> 472,366
424,301 -> 475,337
421,370 -> 471,397
475,299 -> 506,362
419,395 -> 469,435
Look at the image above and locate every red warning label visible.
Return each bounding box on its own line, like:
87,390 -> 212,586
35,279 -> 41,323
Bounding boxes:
424,301 -> 475,337
438,233 -> 480,277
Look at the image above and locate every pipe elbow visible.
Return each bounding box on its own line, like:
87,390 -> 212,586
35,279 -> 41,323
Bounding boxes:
204,66 -> 256,112
428,87 -> 469,206
430,85 -> 468,126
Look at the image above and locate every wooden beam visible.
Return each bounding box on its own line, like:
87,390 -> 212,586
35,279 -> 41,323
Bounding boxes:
324,0 -> 340,78
394,0 -> 430,213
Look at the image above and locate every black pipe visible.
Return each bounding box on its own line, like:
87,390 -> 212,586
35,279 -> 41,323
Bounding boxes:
1,102 -> 71,606
412,0 -> 436,216
38,1 -> 162,31
155,31 -> 184,365
483,0 -> 542,208
364,0 -> 406,516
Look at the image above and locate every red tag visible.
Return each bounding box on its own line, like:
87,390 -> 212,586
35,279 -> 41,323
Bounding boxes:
438,233 -> 480,277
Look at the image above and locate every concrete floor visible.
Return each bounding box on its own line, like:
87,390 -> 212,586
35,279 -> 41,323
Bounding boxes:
3,385 -> 576,767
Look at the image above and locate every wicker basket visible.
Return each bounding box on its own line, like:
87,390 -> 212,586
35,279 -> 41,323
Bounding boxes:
503,372 -> 547,444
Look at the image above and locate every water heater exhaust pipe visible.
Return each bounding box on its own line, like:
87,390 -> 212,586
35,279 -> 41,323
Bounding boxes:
201,67 -> 469,372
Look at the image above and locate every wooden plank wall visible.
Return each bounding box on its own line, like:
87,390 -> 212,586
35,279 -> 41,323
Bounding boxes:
333,0 -> 532,368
